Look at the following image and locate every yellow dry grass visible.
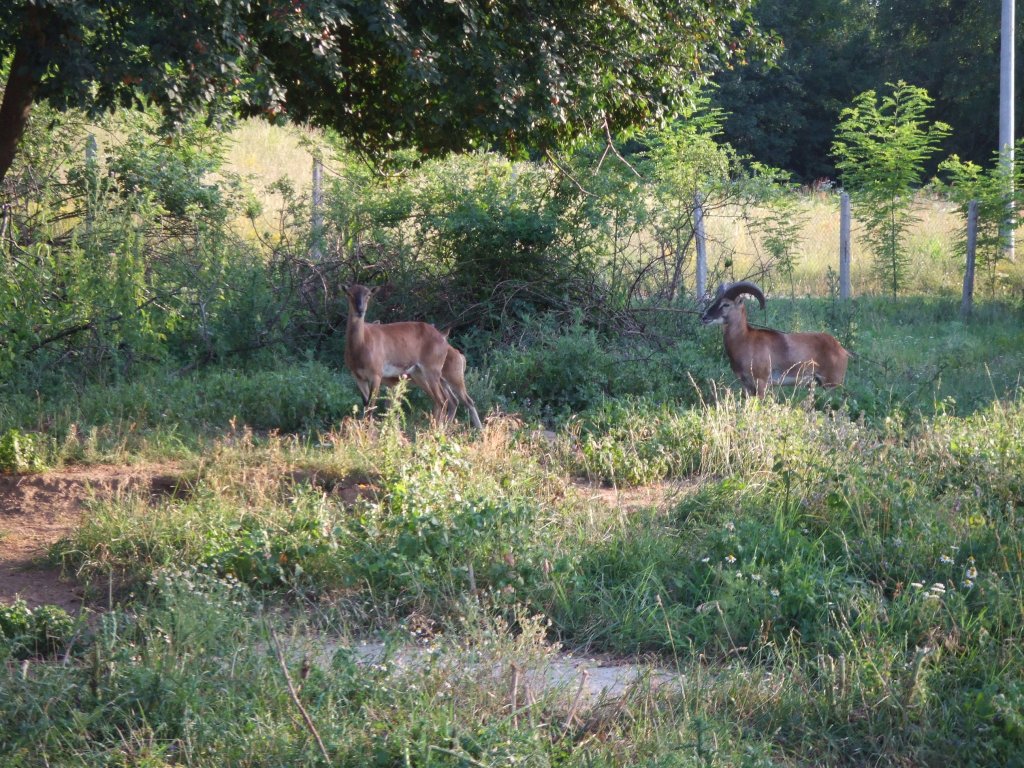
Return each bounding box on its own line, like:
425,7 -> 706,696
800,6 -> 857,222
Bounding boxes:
218,121 -> 1024,296
708,193 -> 1024,296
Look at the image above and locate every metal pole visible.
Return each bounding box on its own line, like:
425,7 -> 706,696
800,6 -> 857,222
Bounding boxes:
694,191 -> 707,301
1000,0 -> 1015,260
961,200 -> 979,318
85,133 -> 98,232
311,155 -> 324,261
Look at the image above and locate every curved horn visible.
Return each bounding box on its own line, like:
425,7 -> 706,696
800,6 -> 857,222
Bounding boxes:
720,281 -> 765,309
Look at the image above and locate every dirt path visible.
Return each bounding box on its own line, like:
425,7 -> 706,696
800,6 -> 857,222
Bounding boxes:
347,640 -> 680,701
0,465 -> 182,612
0,466 -> 684,616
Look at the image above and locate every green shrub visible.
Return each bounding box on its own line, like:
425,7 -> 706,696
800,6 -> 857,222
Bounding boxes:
573,398 -> 705,486
485,317 -> 617,418
0,428 -> 49,473
200,512 -> 337,591
833,82 -> 950,296
338,434 -> 555,611
0,600 -> 75,660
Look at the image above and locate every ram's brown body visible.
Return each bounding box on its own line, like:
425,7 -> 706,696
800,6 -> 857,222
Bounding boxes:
703,282 -> 848,397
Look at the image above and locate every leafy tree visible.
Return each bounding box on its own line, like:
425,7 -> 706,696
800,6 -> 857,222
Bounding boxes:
940,142 -> 1024,296
642,104 -> 743,301
872,0 -> 1005,167
641,104 -> 803,301
712,0 -> 879,181
0,0 -> 774,185
832,81 -> 950,297
713,0 -> 1024,181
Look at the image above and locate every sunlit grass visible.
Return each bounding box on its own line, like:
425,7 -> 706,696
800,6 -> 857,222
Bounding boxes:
704,192 -> 1011,297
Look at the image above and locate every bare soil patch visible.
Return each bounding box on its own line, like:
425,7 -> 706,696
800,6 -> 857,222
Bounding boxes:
570,478 -> 694,514
0,465 -> 185,612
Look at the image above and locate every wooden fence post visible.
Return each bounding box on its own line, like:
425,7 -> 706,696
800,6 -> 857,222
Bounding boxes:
694,191 -> 707,301
85,133 -> 98,231
839,191 -> 851,300
310,154 -> 324,261
961,200 -> 979,318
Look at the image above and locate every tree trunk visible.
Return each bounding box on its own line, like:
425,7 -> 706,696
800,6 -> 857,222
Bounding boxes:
0,6 -> 45,187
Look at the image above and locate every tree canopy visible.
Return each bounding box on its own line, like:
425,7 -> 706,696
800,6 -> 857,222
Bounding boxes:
713,0 -> 1019,181
0,0 -> 772,184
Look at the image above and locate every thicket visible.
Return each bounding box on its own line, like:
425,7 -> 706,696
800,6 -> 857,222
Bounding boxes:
0,103 -> 813,419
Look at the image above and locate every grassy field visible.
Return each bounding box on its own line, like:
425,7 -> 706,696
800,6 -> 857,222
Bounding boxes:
2,120 -> 1024,767
1,290 -> 1022,766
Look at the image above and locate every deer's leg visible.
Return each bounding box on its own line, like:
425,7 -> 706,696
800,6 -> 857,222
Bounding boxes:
420,372 -> 450,426
364,375 -> 383,417
354,377 -> 373,410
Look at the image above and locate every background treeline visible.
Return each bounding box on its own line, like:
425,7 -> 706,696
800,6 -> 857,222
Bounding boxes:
712,0 -> 1014,180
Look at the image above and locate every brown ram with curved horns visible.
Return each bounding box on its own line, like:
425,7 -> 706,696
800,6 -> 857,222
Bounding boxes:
700,281 -> 849,397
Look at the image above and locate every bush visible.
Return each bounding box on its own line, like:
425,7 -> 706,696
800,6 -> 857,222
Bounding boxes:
485,316 -> 617,418
337,433 -> 555,612
0,428 -> 50,473
0,600 -> 76,660
573,398 -> 705,486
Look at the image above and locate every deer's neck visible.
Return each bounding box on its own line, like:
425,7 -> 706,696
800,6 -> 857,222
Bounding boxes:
346,312 -> 366,341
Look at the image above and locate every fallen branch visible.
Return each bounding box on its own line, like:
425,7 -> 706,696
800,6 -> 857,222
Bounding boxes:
267,625 -> 332,765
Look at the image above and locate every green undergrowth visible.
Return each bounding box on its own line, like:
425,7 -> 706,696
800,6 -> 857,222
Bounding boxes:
0,600 -> 77,661
1,573 -> 786,767
23,391 -> 1024,764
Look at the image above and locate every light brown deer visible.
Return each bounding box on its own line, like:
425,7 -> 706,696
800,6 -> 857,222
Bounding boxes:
344,284 -> 481,427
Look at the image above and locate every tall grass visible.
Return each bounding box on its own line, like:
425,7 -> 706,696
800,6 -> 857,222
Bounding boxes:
706,192 -> 1013,297
13,389 -> 1023,765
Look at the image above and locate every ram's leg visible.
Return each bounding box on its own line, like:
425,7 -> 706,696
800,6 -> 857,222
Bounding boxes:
440,380 -> 459,423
